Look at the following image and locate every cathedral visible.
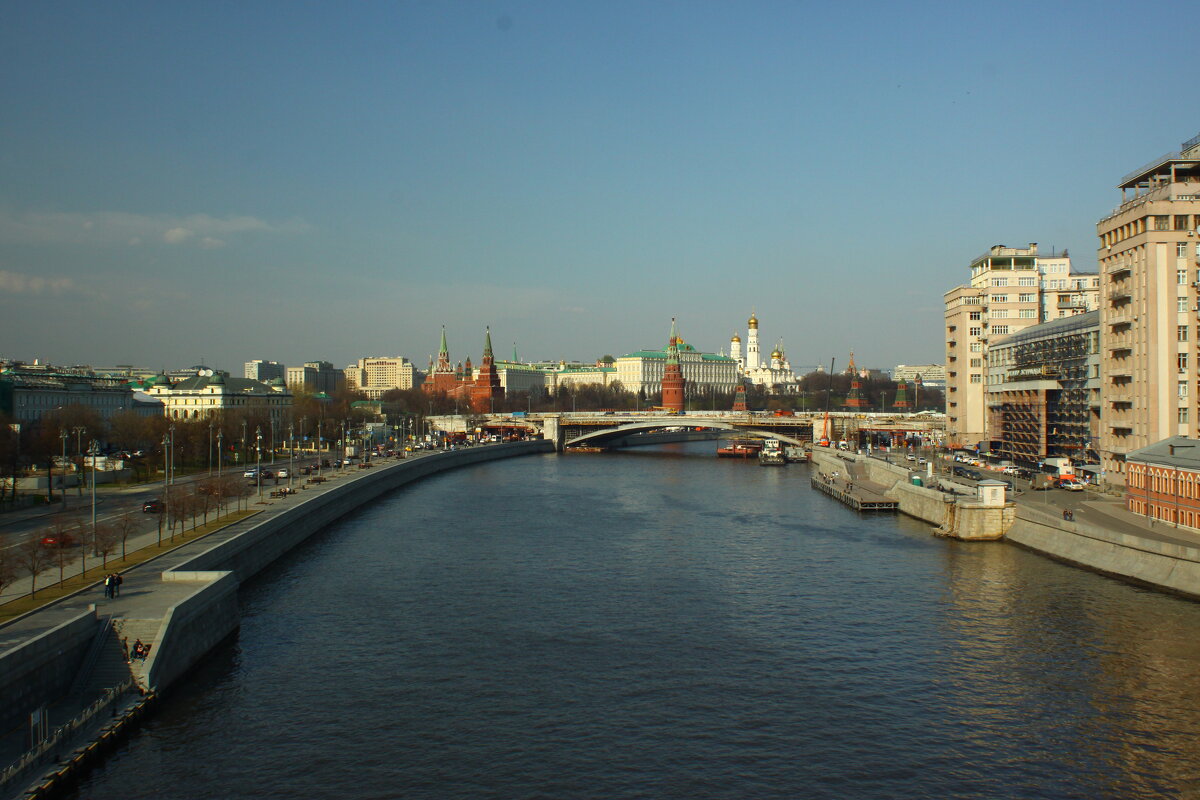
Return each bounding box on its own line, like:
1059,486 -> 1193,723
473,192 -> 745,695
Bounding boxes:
422,326 -> 504,413
729,312 -> 797,390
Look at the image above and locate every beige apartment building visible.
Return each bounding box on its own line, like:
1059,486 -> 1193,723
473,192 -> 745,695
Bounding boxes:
944,243 -> 1097,450
344,356 -> 417,399
1097,133 -> 1200,488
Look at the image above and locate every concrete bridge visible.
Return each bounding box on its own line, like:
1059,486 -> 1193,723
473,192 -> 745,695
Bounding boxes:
437,411 -> 946,452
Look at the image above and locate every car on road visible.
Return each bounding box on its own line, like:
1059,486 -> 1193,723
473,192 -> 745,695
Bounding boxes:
142,499 -> 164,513
243,468 -> 259,478
41,532 -> 78,548
275,468 -> 288,478
1059,479 -> 1085,492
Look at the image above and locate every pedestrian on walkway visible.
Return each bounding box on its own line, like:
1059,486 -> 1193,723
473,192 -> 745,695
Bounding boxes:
113,572 -> 123,597
103,574 -> 113,599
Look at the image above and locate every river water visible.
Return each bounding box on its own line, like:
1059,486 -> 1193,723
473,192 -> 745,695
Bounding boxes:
74,443 -> 1200,799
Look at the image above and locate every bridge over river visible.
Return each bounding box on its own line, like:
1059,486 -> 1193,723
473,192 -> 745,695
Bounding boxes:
433,410 -> 946,451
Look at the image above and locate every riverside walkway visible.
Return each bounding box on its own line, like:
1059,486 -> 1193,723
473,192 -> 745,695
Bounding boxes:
810,465 -> 898,512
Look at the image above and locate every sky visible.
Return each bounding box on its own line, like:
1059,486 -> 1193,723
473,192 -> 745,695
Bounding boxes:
1,1 -> 1196,375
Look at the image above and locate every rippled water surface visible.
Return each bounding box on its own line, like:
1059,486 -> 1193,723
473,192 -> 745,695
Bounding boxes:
76,444 -> 1200,799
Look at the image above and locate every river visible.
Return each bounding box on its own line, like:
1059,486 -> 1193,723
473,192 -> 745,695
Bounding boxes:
73,443 -> 1200,799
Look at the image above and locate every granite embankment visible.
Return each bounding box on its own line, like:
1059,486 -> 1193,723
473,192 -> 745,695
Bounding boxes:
0,441 -> 553,798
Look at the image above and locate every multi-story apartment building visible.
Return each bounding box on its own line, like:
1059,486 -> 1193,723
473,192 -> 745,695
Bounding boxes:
343,356 -> 417,399
0,368 -> 133,423
286,361 -> 344,395
245,359 -> 286,382
1097,132 -> 1200,489
944,243 -> 1095,450
985,310 -> 1100,467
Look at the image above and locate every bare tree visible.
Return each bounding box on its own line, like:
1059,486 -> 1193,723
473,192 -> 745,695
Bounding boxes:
115,512 -> 136,560
46,517 -> 75,586
94,522 -> 120,569
15,532 -> 51,598
0,545 -> 16,600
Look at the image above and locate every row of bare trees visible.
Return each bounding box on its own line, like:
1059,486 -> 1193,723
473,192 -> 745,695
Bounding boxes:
0,475 -> 255,604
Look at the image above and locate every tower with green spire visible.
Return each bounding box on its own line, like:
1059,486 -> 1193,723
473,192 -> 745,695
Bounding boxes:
661,317 -> 686,412
471,326 -> 504,413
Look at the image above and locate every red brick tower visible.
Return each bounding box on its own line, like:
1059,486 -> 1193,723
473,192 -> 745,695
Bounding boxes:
471,327 -> 504,413
845,376 -> 869,408
661,318 -> 686,412
424,326 -> 462,394
732,383 -> 747,412
893,381 -> 911,409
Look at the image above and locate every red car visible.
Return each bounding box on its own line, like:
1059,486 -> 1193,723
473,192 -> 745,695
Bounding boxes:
41,533 -> 78,548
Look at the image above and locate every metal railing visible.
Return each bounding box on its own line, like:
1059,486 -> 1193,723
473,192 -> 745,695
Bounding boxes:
0,679 -> 137,793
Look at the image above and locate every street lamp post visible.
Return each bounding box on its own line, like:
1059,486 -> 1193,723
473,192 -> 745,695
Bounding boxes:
208,421 -> 214,476
241,420 -> 248,467
255,426 -> 263,501
168,424 -> 176,486
162,434 -> 170,540
288,423 -> 295,491
89,440 -> 99,554
217,431 -> 224,476
58,429 -> 68,506
73,426 -> 86,496
271,417 -> 277,465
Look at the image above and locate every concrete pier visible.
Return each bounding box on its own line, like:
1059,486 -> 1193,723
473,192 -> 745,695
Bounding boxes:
810,473 -> 898,512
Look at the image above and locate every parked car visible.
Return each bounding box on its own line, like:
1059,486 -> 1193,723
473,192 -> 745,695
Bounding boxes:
142,499 -> 164,513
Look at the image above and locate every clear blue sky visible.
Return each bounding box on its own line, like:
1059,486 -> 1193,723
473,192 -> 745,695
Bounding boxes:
1,1 -> 1195,374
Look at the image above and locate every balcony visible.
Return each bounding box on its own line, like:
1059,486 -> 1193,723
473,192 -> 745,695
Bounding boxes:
1109,291 -> 1132,306
1107,264 -> 1132,280
1109,346 -> 1133,358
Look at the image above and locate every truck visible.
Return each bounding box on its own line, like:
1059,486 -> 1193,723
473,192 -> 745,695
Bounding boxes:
1030,473 -> 1058,490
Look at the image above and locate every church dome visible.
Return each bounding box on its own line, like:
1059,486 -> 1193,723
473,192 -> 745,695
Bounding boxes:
748,313 -> 758,328
771,349 -> 782,359
731,333 -> 741,343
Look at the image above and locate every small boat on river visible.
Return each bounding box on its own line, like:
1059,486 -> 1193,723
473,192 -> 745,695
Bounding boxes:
717,440 -> 762,458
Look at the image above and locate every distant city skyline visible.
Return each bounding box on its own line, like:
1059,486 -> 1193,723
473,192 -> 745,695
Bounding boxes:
1,2 -> 1192,371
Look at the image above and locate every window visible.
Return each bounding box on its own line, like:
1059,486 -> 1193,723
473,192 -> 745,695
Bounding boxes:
1020,309 -> 1036,318
1180,353 -> 1190,371
992,294 -> 1008,303
969,327 -> 982,336
970,374 -> 982,383
1185,407 -> 1194,424
1180,267 -> 1189,284
1181,297 -> 1190,313
969,311 -> 982,321
992,309 -> 1009,319
970,358 -> 982,367
1180,243 -> 1190,258
1177,215 -> 1191,231
991,277 -> 1009,287
1156,215 -> 1171,231
992,325 -> 1010,335
1019,293 -> 1035,302
1018,277 -> 1036,287
970,342 -> 982,352
1179,325 -> 1190,342
1180,380 -> 1189,398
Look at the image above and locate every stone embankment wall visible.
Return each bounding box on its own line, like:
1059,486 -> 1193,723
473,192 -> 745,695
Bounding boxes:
143,572 -> 240,692
810,449 -> 949,528
0,612 -> 95,734
1007,506 -> 1200,599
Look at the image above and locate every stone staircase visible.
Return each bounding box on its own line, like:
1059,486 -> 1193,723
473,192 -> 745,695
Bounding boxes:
112,618 -> 163,688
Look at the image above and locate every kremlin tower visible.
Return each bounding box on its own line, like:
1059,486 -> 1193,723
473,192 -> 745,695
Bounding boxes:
471,327 -> 504,413
661,318 -> 686,412
746,311 -> 760,371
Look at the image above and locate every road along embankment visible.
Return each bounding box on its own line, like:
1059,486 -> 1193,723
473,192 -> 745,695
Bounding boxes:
810,449 -> 950,528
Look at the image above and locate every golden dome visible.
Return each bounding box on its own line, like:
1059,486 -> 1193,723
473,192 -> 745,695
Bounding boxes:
731,333 -> 741,343
748,313 -> 758,328
771,349 -> 782,359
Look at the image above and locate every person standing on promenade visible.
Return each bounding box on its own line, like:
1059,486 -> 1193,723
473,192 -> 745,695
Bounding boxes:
103,574 -> 113,599
113,572 -> 123,597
